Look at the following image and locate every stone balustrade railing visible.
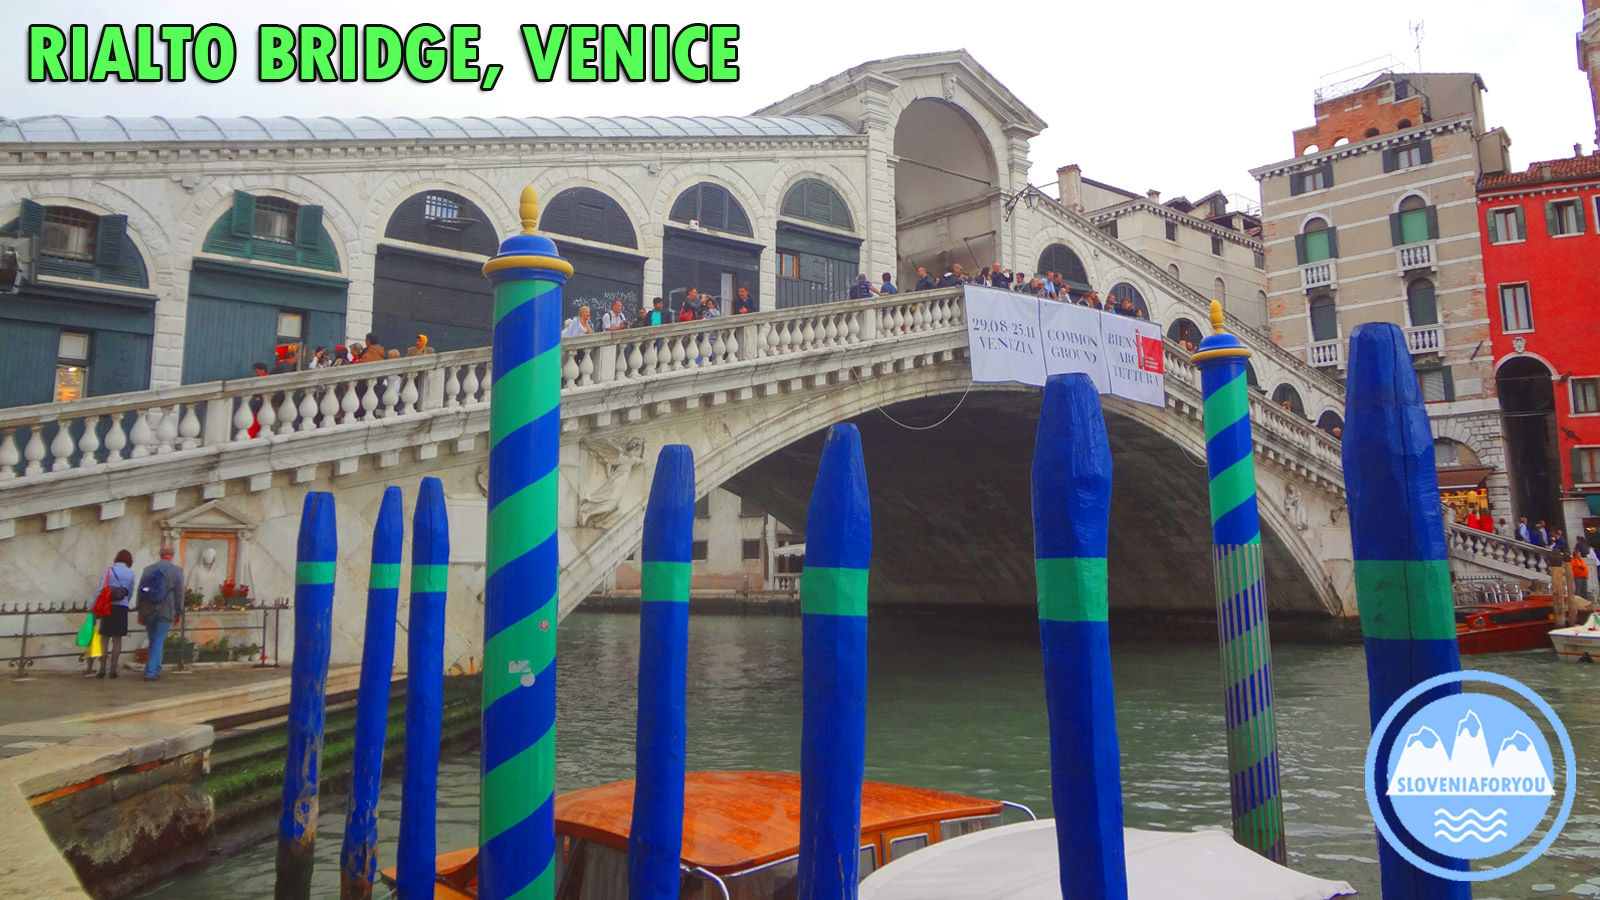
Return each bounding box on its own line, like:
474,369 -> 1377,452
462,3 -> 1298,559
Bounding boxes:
0,349 -> 494,481
0,286 -> 1347,497
1445,522 -> 1552,579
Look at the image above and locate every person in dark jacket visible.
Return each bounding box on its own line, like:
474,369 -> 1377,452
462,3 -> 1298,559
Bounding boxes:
936,264 -> 964,288
914,267 -> 936,291
140,547 -> 185,682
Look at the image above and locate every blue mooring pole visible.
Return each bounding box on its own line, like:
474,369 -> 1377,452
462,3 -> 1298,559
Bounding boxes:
1031,373 -> 1128,900
339,486 -> 404,900
796,424 -> 872,900
1343,324 -> 1470,900
274,491 -> 337,900
397,477 -> 451,899
628,446 -> 695,900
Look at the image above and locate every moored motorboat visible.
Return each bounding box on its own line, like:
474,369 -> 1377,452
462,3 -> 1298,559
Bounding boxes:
857,819 -> 1356,900
379,770 -> 1015,899
1549,612 -> 1600,662
1455,596 -> 1554,654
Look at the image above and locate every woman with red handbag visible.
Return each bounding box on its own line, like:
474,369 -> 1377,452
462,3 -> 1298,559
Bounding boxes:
95,550 -> 136,678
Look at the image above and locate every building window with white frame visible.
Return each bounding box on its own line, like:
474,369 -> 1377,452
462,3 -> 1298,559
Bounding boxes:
1396,145 -> 1424,168
1488,206 -> 1525,244
1547,198 -> 1585,237
1499,283 -> 1533,333
1574,446 -> 1600,485
1165,221 -> 1178,241
1573,377 -> 1600,415
56,331 -> 90,402
1417,365 -> 1454,403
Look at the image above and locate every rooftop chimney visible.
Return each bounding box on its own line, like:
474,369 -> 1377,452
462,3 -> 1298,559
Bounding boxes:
1146,189 -> 1161,202
1057,164 -> 1083,211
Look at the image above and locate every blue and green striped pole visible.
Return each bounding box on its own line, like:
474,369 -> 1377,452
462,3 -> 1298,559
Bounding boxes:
628,445 -> 694,900
274,491 -> 337,900
1191,301 -> 1285,863
1343,323 -> 1469,899
479,187 -> 572,900
339,485 -> 404,900
1031,373 -> 1127,900
398,477 -> 451,899
796,424 -> 871,900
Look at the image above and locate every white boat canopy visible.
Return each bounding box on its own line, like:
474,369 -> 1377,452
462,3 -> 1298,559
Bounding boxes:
859,820 -> 1356,900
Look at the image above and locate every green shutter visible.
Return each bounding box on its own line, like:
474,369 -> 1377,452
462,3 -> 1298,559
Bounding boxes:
1442,366 -> 1455,402
1576,200 -> 1589,236
1327,227 -> 1340,258
1514,207 -> 1526,241
1425,206 -> 1440,240
1400,210 -> 1430,244
1382,148 -> 1398,173
1486,210 -> 1500,244
1419,141 -> 1433,165
1390,213 -> 1405,246
1322,164 -> 1334,188
1546,200 -> 1559,237
1294,233 -> 1308,265
94,214 -> 126,268
1289,173 -> 1304,196
231,191 -> 256,239
18,198 -> 45,236
295,205 -> 323,250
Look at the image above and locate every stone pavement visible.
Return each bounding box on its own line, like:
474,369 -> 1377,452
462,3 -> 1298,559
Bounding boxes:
0,665 -> 291,728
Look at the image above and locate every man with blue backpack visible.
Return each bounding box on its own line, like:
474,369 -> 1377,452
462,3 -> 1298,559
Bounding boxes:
136,547 -> 186,682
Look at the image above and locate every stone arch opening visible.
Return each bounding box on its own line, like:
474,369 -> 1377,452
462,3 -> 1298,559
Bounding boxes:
541,187 -> 646,324
1496,356 -> 1561,523
1272,384 -> 1306,418
776,177 -> 860,309
893,98 -> 999,284
372,189 -> 500,353
1316,411 -> 1344,436
1108,282 -> 1149,318
719,390 -> 1329,618
664,181 -> 761,317
1167,318 -> 1202,350
1037,244 -> 1091,297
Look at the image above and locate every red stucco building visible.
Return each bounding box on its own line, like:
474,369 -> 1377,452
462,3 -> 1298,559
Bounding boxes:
1478,152 -> 1600,544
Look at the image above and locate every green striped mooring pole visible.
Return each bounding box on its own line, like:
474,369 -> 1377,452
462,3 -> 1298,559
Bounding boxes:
478,187 -> 573,900
1192,300 -> 1285,863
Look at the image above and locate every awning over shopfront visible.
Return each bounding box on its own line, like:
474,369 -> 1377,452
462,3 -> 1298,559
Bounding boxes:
1437,467 -> 1494,491
1586,493 -> 1600,516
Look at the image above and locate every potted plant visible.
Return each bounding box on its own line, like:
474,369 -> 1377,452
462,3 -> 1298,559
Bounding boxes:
230,642 -> 263,662
197,637 -> 231,662
183,588 -> 205,610
163,633 -> 195,665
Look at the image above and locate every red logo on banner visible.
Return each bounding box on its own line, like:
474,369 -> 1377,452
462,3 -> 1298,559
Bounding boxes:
1138,334 -> 1165,374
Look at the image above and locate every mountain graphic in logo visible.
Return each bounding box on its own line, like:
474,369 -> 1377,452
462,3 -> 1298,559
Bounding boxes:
1388,711 -> 1553,797
1384,695 -> 1557,859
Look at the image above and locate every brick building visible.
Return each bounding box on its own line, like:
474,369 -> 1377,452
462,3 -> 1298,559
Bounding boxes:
1251,69 -> 1515,515
1478,151 -> 1600,546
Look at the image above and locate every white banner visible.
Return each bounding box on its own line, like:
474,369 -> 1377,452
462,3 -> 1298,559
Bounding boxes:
965,287 -> 1045,386
1039,301 -> 1110,394
964,287 -> 1166,407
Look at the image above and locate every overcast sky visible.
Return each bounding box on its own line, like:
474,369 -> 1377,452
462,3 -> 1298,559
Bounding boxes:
6,0 -> 1594,206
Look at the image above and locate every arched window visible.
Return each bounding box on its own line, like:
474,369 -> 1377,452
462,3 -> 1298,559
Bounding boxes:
1317,411 -> 1345,435
779,178 -> 854,231
1406,278 -> 1438,327
1299,217 -> 1334,263
1333,137 -> 1350,147
1245,362 -> 1262,391
541,187 -> 639,248
1037,243 -> 1089,292
1309,295 -> 1338,342
1397,119 -> 1413,129
1434,438 -> 1481,469
1213,277 -> 1227,307
1167,318 -> 1202,348
1394,195 -> 1434,246
1108,282 -> 1149,318
1167,263 -> 1180,281
669,182 -> 753,237
384,190 -> 498,255
1364,128 -> 1381,138
8,199 -> 147,288
1273,384 -> 1306,417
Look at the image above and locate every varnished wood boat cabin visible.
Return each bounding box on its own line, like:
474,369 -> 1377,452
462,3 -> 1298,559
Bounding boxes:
382,770 -> 1009,899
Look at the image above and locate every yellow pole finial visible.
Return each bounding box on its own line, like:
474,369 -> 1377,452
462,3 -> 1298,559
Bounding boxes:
519,186 -> 539,235
1209,300 -> 1226,334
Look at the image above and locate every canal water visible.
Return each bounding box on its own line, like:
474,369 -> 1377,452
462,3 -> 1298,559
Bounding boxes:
142,609 -> 1600,899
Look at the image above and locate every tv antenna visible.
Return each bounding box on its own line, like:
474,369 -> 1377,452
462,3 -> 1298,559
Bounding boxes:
1409,20 -> 1425,71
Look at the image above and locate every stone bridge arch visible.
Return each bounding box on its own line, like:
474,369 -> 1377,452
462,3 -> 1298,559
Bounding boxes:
556,358 -> 1346,622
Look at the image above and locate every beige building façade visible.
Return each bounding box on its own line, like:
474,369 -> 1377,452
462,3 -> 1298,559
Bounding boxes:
1252,71 -> 1515,515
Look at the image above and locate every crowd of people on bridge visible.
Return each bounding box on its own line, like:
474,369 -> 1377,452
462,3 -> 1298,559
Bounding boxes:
561,286 -> 757,336
905,262 -> 1149,319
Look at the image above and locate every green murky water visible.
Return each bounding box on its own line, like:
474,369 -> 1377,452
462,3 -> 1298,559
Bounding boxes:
141,610 -> 1600,899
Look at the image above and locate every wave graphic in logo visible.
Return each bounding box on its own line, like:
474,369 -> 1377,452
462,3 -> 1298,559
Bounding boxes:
1385,694 -> 1556,859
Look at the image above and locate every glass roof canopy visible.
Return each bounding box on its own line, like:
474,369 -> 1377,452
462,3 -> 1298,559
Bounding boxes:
0,114 -> 860,143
